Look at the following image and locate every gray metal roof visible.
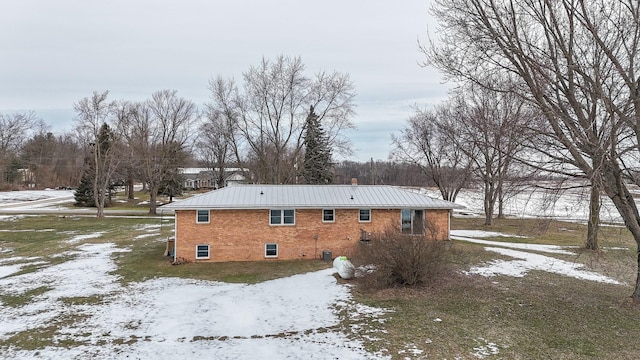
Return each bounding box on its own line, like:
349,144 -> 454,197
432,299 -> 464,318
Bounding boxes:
162,184 -> 461,210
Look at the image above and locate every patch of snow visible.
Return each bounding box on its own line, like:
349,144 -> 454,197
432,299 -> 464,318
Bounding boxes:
136,224 -> 162,230
452,230 -> 527,239
0,190 -> 74,210
136,200 -> 163,206
0,243 -> 128,337
398,344 -> 424,357
452,234 -> 576,255
467,247 -> 621,284
1,241 -> 389,359
66,232 -> 106,244
0,263 -> 24,279
472,338 -> 500,358
0,256 -> 40,265
133,233 -> 158,240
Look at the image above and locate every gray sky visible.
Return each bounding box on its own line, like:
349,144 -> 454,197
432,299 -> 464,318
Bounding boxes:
0,0 -> 449,161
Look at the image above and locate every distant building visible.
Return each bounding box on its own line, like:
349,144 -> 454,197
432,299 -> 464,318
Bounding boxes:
179,168 -> 248,190
17,168 -> 36,188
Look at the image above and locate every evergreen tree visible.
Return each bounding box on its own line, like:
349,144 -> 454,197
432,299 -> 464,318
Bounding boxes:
74,171 -> 95,207
5,158 -> 21,184
159,169 -> 184,202
302,106 -> 333,184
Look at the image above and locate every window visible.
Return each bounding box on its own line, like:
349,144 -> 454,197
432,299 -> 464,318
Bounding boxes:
401,209 -> 425,235
322,209 -> 335,223
196,209 -> 210,224
270,209 -> 295,225
359,209 -> 371,222
196,244 -> 210,259
265,243 -> 278,258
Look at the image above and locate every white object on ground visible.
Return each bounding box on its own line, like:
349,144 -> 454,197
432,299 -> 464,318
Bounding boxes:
333,256 -> 355,280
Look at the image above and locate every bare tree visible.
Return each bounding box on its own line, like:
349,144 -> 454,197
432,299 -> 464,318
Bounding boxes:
0,111 -> 43,187
132,90 -> 196,214
392,102 -> 474,202
208,55 -> 356,184
74,91 -> 122,218
199,79 -> 242,188
21,131 -> 56,188
426,0 -> 640,299
113,101 -> 140,200
461,85 -> 536,224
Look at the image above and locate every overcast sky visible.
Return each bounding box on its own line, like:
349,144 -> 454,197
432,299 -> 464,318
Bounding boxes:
0,0 -> 450,161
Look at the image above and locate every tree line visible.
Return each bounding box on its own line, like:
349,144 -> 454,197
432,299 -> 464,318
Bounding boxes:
394,0 -> 640,300
0,55 -> 355,216
4,0 -> 640,300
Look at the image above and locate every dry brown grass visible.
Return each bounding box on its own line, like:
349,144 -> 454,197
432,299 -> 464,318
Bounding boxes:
351,217 -> 640,359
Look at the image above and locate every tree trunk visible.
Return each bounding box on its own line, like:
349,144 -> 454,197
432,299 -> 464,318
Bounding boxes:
600,163 -> 640,301
484,180 -> 494,226
149,184 -> 158,215
127,177 -> 134,200
497,181 -> 505,219
585,181 -> 600,250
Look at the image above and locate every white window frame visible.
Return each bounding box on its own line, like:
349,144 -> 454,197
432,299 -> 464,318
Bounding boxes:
265,243 -> 278,258
322,209 -> 335,223
359,209 -> 371,223
195,244 -> 210,259
269,209 -> 295,226
196,209 -> 210,224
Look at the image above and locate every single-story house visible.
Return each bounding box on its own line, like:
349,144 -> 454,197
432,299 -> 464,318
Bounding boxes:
162,180 -> 460,262
179,167 -> 248,190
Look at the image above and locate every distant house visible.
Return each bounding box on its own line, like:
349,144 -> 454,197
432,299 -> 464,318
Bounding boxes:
16,168 -> 36,188
162,180 -> 460,263
179,168 -> 248,190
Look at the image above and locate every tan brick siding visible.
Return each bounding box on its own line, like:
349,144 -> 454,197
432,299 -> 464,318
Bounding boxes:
174,208 -> 450,262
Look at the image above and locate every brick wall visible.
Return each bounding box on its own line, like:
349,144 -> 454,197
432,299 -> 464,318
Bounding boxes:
174,208 -> 450,262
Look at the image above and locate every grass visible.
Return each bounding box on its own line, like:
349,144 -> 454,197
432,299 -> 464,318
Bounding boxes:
67,189 -> 199,211
0,286 -> 51,307
355,264 -> 640,359
0,213 -> 331,353
348,216 -> 640,359
114,237 -> 331,284
0,215 -> 330,284
3,214 -> 640,358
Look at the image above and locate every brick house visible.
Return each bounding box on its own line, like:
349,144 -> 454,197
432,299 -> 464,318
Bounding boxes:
162,182 -> 460,262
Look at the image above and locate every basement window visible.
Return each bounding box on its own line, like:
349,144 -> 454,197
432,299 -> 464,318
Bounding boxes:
196,244 -> 210,259
265,243 -> 278,258
196,209 -> 210,224
322,209 -> 335,223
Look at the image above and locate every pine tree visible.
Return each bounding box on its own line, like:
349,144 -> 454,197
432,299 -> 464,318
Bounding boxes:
302,106 -> 333,184
74,171 -> 95,207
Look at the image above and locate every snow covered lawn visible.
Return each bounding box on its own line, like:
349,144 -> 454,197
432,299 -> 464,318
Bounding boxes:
451,230 -> 623,285
0,239 -> 388,359
0,189 -> 74,210
0,189 -> 633,359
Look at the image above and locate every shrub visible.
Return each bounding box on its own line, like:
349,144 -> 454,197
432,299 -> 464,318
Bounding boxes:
353,227 -> 451,290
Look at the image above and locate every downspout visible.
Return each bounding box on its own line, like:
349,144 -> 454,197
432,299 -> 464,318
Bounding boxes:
448,209 -> 452,240
173,209 -> 178,263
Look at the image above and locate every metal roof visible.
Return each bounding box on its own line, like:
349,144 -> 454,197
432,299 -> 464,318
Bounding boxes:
162,184 -> 462,210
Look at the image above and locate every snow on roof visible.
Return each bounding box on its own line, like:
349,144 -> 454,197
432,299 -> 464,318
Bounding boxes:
162,184 -> 461,210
